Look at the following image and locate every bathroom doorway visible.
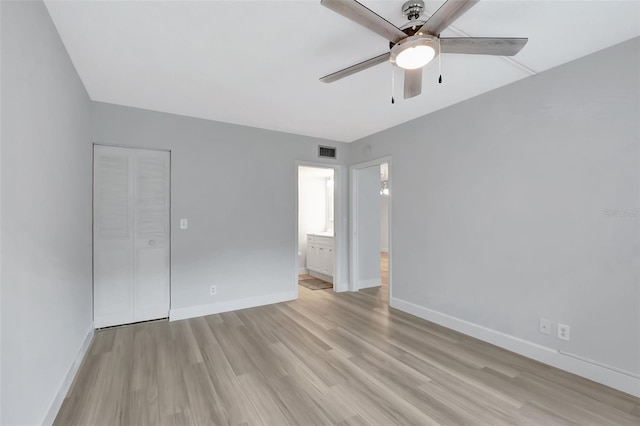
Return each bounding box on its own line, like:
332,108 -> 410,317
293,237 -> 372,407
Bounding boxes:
296,165 -> 337,294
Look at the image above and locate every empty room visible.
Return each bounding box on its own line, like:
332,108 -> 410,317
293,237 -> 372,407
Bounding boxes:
1,0 -> 639,425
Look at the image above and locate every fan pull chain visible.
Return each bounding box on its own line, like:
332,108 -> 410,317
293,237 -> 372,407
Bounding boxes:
391,67 -> 395,104
438,38 -> 443,84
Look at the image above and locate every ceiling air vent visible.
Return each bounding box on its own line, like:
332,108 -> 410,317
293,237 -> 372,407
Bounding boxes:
318,145 -> 337,159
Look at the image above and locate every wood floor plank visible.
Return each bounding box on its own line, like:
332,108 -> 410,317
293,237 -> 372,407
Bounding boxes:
180,361 -> 225,425
514,401 -> 581,426
336,414 -> 371,426
54,257 -> 640,425
192,317 -> 260,426
152,321 -> 183,419
417,380 -> 519,426
236,373 -> 293,426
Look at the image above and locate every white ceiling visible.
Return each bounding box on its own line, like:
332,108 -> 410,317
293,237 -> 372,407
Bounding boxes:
44,1 -> 639,142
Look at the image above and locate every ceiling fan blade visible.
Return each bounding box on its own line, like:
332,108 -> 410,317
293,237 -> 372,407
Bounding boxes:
416,0 -> 479,36
440,37 -> 528,56
320,53 -> 390,83
404,68 -> 422,99
321,0 -> 407,43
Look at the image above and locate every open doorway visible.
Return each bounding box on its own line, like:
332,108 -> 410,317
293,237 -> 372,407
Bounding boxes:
380,163 -> 390,303
297,165 -> 336,293
350,158 -> 391,303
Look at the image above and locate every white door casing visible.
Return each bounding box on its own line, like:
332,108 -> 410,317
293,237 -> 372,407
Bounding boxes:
94,145 -> 170,328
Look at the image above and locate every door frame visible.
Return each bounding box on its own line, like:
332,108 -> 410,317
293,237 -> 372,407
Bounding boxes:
350,156 -> 392,297
92,143 -> 172,327
294,161 -> 345,297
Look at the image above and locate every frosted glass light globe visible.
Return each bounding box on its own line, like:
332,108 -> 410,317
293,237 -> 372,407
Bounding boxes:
395,45 -> 436,70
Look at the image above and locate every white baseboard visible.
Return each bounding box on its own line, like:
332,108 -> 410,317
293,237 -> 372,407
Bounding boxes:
358,278 -> 381,289
298,267 -> 308,275
42,322 -> 94,426
309,270 -> 333,283
170,291 -> 297,322
390,297 -> 640,398
381,247 -> 389,253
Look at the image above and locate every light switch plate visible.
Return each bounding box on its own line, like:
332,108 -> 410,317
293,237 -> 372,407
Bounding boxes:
539,318 -> 551,335
180,219 -> 188,229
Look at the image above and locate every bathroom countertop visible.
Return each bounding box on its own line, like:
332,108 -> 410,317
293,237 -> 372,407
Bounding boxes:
308,232 -> 334,237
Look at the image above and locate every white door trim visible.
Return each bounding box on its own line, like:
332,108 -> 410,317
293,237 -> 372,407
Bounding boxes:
295,161 -> 345,297
350,156 -> 392,297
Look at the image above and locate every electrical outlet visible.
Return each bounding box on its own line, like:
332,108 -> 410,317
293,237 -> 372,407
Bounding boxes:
539,318 -> 551,335
558,323 -> 570,341
180,219 -> 188,229
209,285 -> 217,296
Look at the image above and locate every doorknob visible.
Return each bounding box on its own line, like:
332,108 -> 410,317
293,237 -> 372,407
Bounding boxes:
149,240 -> 156,246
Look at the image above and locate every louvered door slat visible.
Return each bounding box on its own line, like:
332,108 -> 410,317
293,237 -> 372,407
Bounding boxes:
136,157 -> 168,238
96,155 -> 130,238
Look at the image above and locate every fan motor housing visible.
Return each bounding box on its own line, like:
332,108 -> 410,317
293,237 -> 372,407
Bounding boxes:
402,0 -> 425,21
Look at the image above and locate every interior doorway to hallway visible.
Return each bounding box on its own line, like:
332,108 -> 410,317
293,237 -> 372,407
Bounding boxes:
350,158 -> 391,303
380,163 -> 390,303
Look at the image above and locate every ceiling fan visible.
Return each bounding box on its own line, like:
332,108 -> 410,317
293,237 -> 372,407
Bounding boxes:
320,0 -> 528,100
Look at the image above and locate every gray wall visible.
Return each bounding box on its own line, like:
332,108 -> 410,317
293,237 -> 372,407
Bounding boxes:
91,102 -> 350,310
1,1 -> 93,424
350,38 -> 640,375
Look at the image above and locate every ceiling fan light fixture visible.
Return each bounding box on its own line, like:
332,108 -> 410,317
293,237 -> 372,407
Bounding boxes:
395,45 -> 435,69
390,35 -> 438,70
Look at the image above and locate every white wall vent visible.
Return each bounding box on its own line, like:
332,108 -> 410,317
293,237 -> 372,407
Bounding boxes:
319,145 -> 337,159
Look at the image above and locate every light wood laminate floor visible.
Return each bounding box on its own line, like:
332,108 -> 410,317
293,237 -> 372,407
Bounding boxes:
381,251 -> 388,287
55,276 -> 639,425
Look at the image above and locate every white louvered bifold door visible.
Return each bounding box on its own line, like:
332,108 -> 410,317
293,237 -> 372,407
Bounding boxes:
94,145 -> 170,328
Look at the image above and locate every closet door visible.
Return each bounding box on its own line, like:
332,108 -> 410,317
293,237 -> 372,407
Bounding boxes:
94,145 -> 170,328
133,151 -> 170,322
94,147 -> 134,327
